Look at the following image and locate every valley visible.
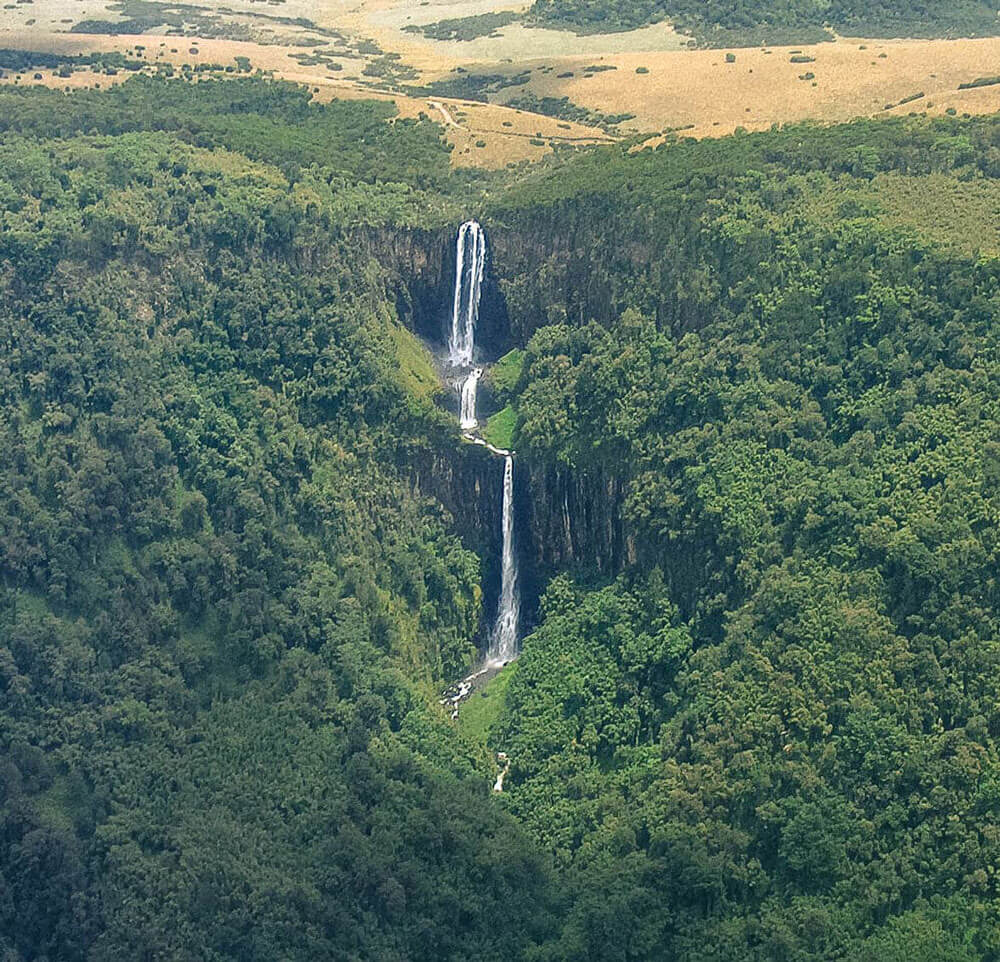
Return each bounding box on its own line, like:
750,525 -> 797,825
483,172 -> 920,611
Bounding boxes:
3,1 -> 1000,957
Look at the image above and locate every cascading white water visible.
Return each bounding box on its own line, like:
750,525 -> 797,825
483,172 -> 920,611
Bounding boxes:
460,367 -> 483,430
488,454 -> 519,665
444,219 -> 521,683
449,220 -> 486,367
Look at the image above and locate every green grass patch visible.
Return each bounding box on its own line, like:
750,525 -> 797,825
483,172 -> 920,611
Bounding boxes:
403,11 -> 519,42
414,70 -> 531,104
484,404 -> 516,450
457,663 -> 517,744
389,323 -> 441,402
505,93 -> 634,130
487,348 -> 525,399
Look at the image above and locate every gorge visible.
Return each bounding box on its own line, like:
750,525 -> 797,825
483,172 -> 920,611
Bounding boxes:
4,78 -> 1000,962
446,220 -> 521,673
418,216 -> 636,676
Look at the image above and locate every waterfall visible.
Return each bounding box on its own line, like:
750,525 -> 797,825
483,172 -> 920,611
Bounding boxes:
444,218 -> 521,683
449,220 -> 486,367
460,367 -> 483,430
488,454 -> 519,665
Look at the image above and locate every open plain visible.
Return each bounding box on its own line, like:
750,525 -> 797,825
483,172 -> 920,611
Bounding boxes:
6,0 -> 1000,165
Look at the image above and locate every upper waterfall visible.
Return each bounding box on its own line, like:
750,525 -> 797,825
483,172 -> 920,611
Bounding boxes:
449,220 -> 486,367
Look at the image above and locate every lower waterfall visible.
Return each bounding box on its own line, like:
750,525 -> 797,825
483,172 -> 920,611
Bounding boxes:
488,454 -> 519,665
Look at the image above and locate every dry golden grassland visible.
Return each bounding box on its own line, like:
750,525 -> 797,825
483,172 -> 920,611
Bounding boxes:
525,36 -> 1000,141
5,0 -> 1000,168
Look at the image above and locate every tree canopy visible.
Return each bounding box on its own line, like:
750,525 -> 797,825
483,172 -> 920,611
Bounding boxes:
3,74 -> 1000,961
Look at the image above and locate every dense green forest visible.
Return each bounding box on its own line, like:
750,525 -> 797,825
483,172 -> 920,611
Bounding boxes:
482,113 -> 1000,959
0,77 -> 560,961
3,74 -> 1000,960
528,0 -> 1000,44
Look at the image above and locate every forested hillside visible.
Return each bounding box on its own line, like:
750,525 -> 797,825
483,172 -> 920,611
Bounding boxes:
528,0 -> 1000,44
3,74 -> 1000,961
482,116 -> 1000,959
0,77 -> 559,961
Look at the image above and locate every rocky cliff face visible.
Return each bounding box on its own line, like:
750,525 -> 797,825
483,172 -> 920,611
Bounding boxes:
487,208 -> 619,342
358,211 -> 653,359
360,202 -> 689,361
521,462 -> 633,598
403,436 -> 506,641
486,202 -> 711,343
358,225 -> 452,344
361,225 -> 513,358
417,453 -> 635,639
400,428 -> 637,642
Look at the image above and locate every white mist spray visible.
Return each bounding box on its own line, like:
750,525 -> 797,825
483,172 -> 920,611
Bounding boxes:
460,367 -> 483,430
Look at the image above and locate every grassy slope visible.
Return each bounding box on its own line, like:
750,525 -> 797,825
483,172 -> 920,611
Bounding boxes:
457,663 -> 519,743
389,323 -> 443,403
483,405 -> 517,450
486,348 -> 526,398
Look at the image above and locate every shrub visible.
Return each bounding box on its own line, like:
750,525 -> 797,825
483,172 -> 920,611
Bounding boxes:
958,75 -> 1000,90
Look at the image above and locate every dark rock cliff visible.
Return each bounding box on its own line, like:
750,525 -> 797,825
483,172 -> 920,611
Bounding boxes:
360,204 -> 684,362
361,225 -> 513,359
403,436 -> 507,642
520,462 -> 634,602
485,202 -> 711,343
401,433 -> 635,643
